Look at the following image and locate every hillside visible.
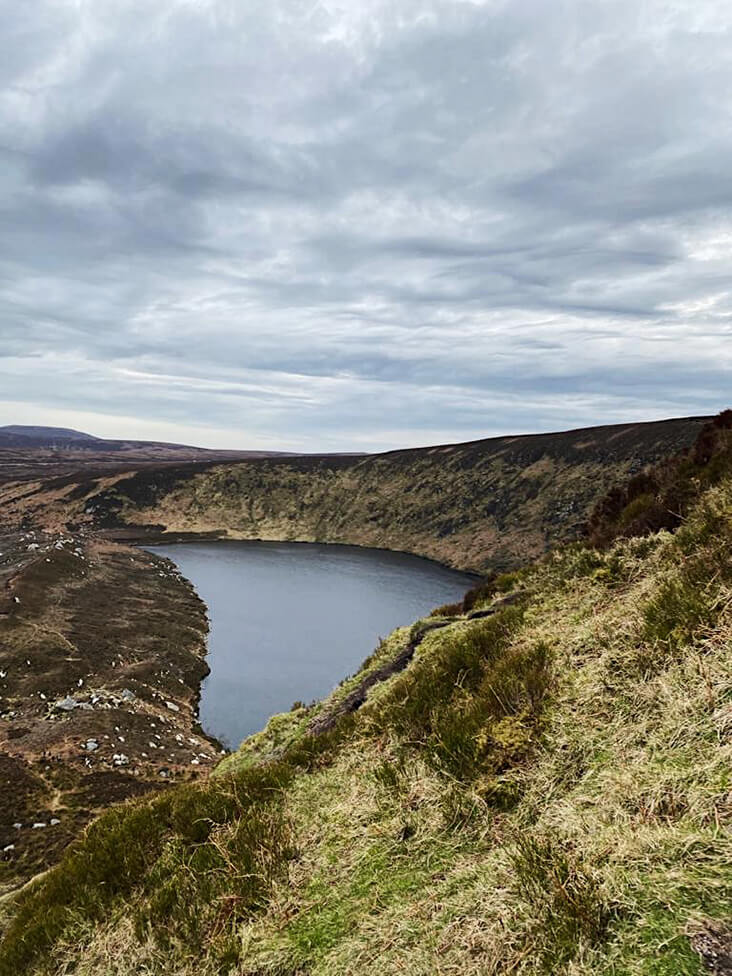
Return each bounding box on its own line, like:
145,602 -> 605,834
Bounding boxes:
0,427 -> 103,447
0,413 -> 730,975
0,530 -> 220,893
76,415 -> 708,572
0,428 -> 293,485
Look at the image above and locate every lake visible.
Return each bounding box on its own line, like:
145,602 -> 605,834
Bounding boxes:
146,540 -> 474,749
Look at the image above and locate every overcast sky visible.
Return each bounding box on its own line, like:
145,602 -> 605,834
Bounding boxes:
1,0 -> 730,451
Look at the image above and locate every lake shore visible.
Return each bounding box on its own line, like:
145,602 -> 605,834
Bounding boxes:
0,530 -> 220,894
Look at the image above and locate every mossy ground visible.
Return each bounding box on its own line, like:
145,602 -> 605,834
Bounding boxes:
1,464 -> 730,975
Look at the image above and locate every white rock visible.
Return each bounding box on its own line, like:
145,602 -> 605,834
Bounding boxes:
32,822 -> 46,829
50,818 -> 60,826
165,701 -> 180,712
3,844 -> 15,853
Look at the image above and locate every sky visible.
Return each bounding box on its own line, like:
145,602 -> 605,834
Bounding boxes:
1,0 -> 731,452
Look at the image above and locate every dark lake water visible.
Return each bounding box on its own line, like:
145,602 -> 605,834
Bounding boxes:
146,541 -> 473,749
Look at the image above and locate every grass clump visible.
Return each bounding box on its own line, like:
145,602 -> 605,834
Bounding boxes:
426,638 -> 553,782
0,762 -> 297,976
509,832 -> 616,969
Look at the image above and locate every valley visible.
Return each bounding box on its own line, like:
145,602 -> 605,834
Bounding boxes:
0,411 -> 730,975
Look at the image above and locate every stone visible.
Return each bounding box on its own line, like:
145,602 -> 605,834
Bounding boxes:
55,696 -> 79,712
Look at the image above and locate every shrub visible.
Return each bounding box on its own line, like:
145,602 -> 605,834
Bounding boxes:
137,797 -> 295,953
640,498 -> 731,656
367,606 -> 525,744
461,576 -> 497,612
509,832 -> 615,968
0,761 -> 298,976
427,640 -> 553,781
587,410 -> 732,548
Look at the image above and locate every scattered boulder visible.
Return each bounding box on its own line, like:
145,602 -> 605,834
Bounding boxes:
55,696 -> 79,712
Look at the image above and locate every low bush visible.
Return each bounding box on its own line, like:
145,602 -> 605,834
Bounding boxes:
137,796 -> 295,955
587,410 -> 732,548
367,606 -> 525,744
427,640 -> 553,781
509,832 -> 616,968
0,761 -> 298,976
429,600 -> 462,617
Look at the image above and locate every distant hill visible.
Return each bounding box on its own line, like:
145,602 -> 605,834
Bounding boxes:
0,425 -> 296,483
0,426 -> 105,448
1,425 -> 100,440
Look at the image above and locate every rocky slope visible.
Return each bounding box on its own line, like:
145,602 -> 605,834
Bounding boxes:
0,531 -> 220,893
55,415 -> 709,572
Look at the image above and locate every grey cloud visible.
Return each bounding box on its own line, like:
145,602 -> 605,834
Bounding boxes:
0,0 -> 730,451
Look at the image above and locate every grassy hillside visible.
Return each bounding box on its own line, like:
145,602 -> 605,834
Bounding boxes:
78,416 -> 708,572
1,415 -> 730,975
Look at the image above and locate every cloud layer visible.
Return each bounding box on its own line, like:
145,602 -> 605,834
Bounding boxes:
1,0 -> 730,450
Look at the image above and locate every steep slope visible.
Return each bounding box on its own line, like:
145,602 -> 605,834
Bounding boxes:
81,416 -> 707,572
1,415 -> 730,976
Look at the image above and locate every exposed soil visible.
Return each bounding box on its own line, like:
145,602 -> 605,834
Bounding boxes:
0,529 -> 220,892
